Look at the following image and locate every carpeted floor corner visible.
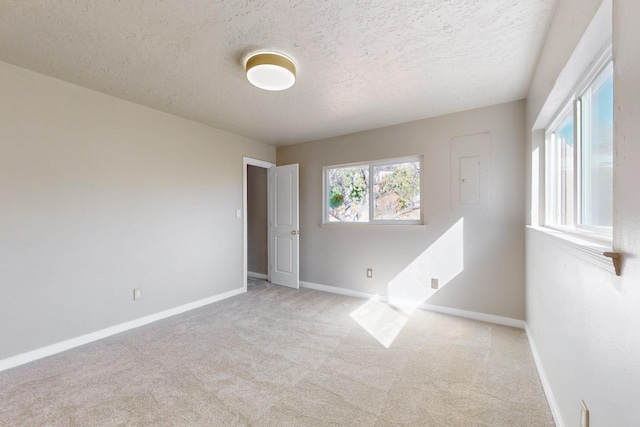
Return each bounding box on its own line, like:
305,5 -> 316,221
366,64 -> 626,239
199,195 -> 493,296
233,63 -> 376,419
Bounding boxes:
0,279 -> 554,426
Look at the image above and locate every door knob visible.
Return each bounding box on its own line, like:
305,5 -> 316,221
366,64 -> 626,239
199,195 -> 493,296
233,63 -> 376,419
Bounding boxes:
291,230 -> 300,235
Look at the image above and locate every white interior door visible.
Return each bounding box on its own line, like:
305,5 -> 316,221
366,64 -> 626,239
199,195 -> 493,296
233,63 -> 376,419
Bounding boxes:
269,164 -> 299,289
269,164 -> 300,289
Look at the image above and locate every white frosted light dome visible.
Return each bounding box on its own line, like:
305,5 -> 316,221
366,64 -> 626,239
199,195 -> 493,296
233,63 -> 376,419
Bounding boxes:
246,52 -> 296,91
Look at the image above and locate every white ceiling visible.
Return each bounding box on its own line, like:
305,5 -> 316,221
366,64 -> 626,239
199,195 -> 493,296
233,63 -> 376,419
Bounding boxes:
0,1 -> 555,146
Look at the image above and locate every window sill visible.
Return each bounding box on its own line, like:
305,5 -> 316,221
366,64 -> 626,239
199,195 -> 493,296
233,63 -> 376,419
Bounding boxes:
320,223 -> 427,231
527,225 -> 617,275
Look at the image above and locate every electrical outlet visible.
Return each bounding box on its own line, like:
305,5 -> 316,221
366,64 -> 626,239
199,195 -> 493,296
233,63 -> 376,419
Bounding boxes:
431,278 -> 439,289
366,268 -> 373,278
133,288 -> 142,301
580,400 -> 589,427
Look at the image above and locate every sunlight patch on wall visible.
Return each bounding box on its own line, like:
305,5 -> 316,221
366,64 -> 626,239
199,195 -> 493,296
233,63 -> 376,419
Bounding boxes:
387,218 -> 464,313
350,295 -> 408,348
350,218 -> 465,348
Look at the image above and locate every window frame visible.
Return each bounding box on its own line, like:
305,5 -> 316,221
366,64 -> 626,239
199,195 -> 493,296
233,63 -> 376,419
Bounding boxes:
545,101 -> 575,229
575,59 -> 614,236
544,47 -> 613,242
322,155 -> 424,226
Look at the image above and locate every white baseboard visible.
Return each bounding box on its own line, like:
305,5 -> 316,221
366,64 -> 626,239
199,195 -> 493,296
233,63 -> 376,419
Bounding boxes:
248,271 -> 268,280
300,281 -> 379,300
419,303 -> 525,329
0,287 -> 245,373
299,281 -> 524,329
525,324 -> 565,427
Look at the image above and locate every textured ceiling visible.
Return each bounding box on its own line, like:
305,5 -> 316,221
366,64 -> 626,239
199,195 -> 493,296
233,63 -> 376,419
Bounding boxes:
0,0 -> 555,146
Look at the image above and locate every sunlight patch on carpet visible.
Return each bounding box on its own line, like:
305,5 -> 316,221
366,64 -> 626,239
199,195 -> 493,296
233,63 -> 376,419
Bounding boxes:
350,296 -> 408,348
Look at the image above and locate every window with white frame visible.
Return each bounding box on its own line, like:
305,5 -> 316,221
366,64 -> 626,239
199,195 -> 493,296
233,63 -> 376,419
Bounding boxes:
323,156 -> 422,224
545,52 -> 613,237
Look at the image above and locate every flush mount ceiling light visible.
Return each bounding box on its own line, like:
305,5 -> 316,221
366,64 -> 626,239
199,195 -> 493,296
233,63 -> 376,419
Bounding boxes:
245,52 -> 296,91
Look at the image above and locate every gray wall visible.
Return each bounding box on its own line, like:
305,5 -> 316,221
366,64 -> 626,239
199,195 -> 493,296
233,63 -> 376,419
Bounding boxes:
278,100 -> 526,320
526,0 -> 640,425
247,165 -> 268,275
0,61 -> 275,360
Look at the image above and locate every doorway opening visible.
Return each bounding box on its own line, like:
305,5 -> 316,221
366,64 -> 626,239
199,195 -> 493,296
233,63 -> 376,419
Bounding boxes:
243,158 -> 274,292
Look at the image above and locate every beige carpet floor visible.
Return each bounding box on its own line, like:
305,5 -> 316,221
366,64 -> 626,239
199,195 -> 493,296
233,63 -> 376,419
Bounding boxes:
0,280 -> 554,426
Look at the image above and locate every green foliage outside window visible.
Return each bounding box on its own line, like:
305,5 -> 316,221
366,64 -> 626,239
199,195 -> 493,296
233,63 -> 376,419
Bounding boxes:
326,159 -> 420,223
327,165 -> 370,221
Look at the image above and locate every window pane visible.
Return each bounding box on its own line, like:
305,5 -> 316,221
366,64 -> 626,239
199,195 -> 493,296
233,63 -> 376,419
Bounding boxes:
373,162 -> 420,220
327,165 -> 369,222
547,111 -> 574,226
580,62 -> 613,228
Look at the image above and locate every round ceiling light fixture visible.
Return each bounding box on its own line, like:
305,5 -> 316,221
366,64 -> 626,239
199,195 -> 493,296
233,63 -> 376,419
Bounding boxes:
245,52 -> 296,91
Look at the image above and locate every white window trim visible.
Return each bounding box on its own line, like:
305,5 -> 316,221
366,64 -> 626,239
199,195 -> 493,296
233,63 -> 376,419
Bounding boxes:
319,223 -> 428,231
543,45 -> 613,244
322,155 -> 424,226
544,101 -> 574,228
527,225 -> 614,275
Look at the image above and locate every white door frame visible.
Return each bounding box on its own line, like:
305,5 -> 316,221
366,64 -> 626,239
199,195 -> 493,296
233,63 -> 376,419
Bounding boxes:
243,157 -> 275,292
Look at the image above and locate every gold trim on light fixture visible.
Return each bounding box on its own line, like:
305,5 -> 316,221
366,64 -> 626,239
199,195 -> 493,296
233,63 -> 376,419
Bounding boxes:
245,52 -> 296,91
